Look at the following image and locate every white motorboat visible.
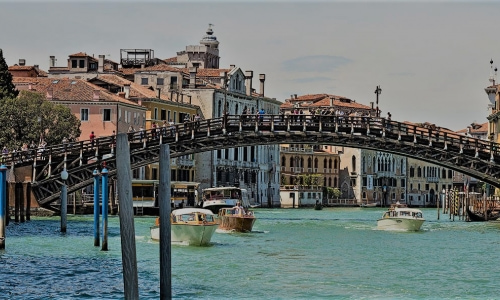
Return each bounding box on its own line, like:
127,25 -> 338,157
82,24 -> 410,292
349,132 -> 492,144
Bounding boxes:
377,202 -> 425,231
150,208 -> 218,246
201,187 -> 250,214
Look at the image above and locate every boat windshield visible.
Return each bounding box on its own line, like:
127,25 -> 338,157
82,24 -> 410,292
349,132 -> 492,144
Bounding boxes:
176,213 -> 214,222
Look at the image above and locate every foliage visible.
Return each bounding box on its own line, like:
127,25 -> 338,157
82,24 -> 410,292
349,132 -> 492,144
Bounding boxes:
297,173 -> 322,186
0,91 -> 81,149
0,49 -> 18,99
332,188 -> 341,199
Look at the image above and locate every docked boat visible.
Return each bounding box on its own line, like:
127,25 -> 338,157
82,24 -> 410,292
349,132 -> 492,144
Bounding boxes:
377,202 -> 425,231
201,187 -> 250,214
466,207 -> 500,222
314,200 -> 323,210
218,204 -> 256,232
150,208 -> 218,246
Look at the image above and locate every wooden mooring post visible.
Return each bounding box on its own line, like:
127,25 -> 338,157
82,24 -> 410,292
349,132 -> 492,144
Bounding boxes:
116,133 -> 139,299
0,165 -> 7,250
158,144 -> 172,299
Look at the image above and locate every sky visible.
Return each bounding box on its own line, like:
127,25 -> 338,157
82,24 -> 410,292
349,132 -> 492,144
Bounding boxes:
1,0 -> 499,131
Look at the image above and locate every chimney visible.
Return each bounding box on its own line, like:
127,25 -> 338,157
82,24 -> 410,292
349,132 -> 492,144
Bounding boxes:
220,71 -> 228,88
138,99 -> 142,106
93,90 -> 100,101
49,56 -> 56,67
98,55 -> 104,73
245,70 -> 253,96
46,88 -> 53,100
123,84 -> 130,99
28,83 -> 32,90
189,67 -> 197,88
259,74 -> 265,96
330,96 -> 334,106
294,94 -> 297,99
19,59 -> 26,66
230,64 -> 235,69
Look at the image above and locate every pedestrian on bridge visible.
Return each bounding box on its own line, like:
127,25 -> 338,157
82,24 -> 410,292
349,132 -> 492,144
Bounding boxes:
89,131 -> 95,148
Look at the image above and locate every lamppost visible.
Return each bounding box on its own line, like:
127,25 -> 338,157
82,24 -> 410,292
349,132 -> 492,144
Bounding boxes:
374,85 -> 382,117
60,168 -> 68,233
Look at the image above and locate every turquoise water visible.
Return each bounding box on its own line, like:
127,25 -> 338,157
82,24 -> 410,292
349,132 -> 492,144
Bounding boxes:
1,207 -> 500,299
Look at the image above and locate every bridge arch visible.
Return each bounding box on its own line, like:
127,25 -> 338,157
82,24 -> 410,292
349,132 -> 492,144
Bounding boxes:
3,114 -> 499,209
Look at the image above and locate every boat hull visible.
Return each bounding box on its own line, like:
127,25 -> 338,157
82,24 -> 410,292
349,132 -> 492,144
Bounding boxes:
466,207 -> 500,222
377,218 -> 424,231
218,216 -> 256,232
150,224 -> 218,246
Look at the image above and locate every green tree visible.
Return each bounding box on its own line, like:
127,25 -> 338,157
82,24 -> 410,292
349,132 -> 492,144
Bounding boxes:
0,49 -> 18,100
0,91 -> 81,149
332,188 -> 341,199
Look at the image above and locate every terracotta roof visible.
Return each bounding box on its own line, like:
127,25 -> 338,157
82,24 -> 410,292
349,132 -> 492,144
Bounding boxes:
8,65 -> 35,71
68,52 -> 90,57
11,77 -> 141,106
281,93 -> 371,110
163,57 -> 177,62
197,68 -> 231,77
456,122 -> 488,134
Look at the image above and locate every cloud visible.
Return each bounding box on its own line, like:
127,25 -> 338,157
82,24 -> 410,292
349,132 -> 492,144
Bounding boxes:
282,55 -> 352,73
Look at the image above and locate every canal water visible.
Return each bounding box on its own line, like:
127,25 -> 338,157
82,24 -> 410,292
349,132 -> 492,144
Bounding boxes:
1,207 -> 500,299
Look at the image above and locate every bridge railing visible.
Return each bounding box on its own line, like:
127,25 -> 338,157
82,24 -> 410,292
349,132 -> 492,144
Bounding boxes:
1,114 -> 499,168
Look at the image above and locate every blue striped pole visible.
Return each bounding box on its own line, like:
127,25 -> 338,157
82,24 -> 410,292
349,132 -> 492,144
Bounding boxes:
101,166 -> 109,251
0,164 -> 7,250
93,169 -> 100,247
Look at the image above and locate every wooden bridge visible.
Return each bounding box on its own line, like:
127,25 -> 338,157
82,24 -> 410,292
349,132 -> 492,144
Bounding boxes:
3,114 -> 500,211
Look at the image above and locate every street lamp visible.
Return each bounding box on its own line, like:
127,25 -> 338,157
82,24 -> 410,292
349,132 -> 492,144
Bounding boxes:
374,85 -> 382,117
60,168 -> 68,233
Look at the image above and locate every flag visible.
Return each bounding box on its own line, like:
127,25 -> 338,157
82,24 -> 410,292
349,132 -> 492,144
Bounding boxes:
464,176 -> 469,192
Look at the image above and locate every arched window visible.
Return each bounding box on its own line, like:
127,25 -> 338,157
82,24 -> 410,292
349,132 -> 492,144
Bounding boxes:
417,167 -> 422,177
314,158 -> 318,169
442,169 -> 446,178
323,177 -> 326,186
300,157 -> 304,168
308,157 -> 312,168
235,103 -> 239,114
334,159 -> 338,169
289,157 -> 294,168
410,166 -> 415,177
328,177 -> 332,186
218,99 -> 222,117
323,158 -> 327,169
334,177 -> 338,187
281,156 -> 286,168
352,156 -> 356,172
329,159 -> 332,169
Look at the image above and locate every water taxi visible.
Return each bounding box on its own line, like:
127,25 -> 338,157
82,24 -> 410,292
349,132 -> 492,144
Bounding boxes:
218,204 -> 256,232
150,208 -> 218,246
377,202 -> 425,231
201,187 -> 250,214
